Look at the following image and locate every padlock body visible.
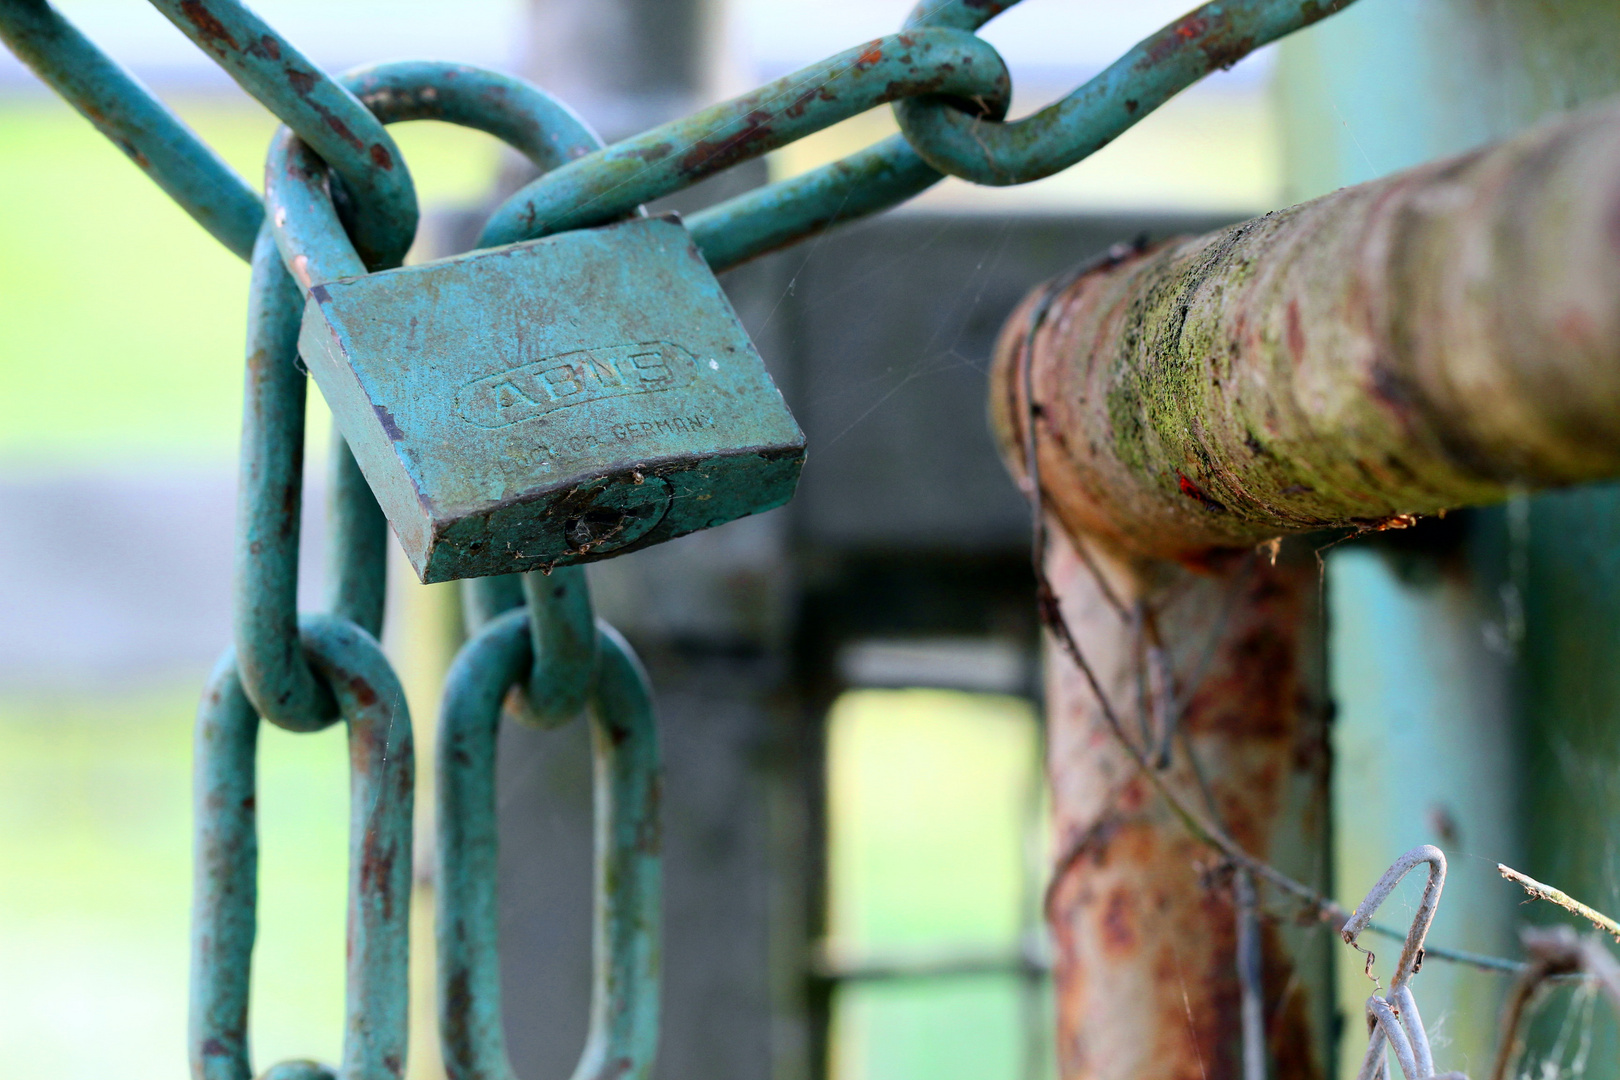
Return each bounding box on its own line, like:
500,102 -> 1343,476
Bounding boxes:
299,216 -> 804,583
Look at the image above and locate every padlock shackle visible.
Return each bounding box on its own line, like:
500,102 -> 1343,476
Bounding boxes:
265,62 -> 603,291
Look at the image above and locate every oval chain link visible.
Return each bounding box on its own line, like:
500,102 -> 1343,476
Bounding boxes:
894,0 -> 1361,186
438,609 -> 660,1080
192,616 -> 413,1080
146,0 -> 419,269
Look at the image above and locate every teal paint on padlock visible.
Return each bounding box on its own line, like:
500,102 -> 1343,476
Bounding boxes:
296,214 -> 804,583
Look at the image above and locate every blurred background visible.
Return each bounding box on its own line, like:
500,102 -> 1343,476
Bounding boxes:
6,2 -> 1616,1079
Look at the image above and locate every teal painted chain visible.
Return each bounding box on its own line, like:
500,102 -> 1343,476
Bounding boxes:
0,1 -> 1365,1077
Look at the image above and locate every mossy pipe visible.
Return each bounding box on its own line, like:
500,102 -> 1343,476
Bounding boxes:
993,96 -> 1620,562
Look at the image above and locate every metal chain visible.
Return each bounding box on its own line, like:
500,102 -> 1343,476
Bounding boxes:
147,0 -> 418,269
895,0 -> 1359,185
0,0 -> 1370,1076
473,27 -> 1011,248
0,0 -> 1368,272
223,58 -> 654,1077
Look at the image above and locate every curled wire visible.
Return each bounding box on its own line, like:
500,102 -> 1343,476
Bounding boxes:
1343,847 -> 1466,1080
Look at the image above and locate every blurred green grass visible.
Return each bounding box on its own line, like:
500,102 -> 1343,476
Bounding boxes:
0,687 -> 352,1077
827,689 -> 1050,1080
0,93 -> 504,468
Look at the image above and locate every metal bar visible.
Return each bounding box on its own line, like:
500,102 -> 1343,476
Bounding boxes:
437,606 -> 661,1080
517,566 -> 597,727
1036,532 -> 1335,1077
478,27 -> 1010,247
689,134 -> 942,273
810,941 -> 1049,982
191,616 -> 413,1080
233,223 -> 334,730
145,0 -> 417,270
0,0 -> 261,258
992,96 -> 1620,562
326,433 -> 387,637
896,0 -> 1363,185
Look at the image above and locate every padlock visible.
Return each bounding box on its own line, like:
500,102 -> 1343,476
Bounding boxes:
294,212 -> 805,583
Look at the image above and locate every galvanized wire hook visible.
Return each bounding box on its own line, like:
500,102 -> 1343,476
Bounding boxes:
1343,847 -> 1464,1080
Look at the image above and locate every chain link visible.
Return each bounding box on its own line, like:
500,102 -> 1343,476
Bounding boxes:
895,0 -> 1359,185
438,609 -> 659,1080
476,27 -> 1010,248
148,0 -> 418,268
0,0 -> 1369,1074
193,617 -> 413,1080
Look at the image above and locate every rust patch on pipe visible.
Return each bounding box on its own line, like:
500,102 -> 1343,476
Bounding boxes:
1039,530 -> 1331,1079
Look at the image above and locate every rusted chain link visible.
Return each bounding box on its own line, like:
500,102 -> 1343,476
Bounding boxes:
192,616 -> 413,1080
475,27 -> 1010,247
148,0 -> 418,269
437,609 -> 659,1080
895,0 -> 1359,185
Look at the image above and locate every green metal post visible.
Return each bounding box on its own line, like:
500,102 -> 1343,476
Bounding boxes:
1276,2 -> 1620,1073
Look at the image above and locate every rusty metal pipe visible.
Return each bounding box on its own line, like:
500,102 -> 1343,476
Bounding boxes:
1038,531 -> 1333,1079
993,96 -> 1620,564
991,80 -> 1620,1080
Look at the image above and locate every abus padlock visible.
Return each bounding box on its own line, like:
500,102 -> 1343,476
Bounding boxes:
295,213 -> 805,583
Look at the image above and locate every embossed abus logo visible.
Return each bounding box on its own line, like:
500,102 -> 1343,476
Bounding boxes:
456,340 -> 697,429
